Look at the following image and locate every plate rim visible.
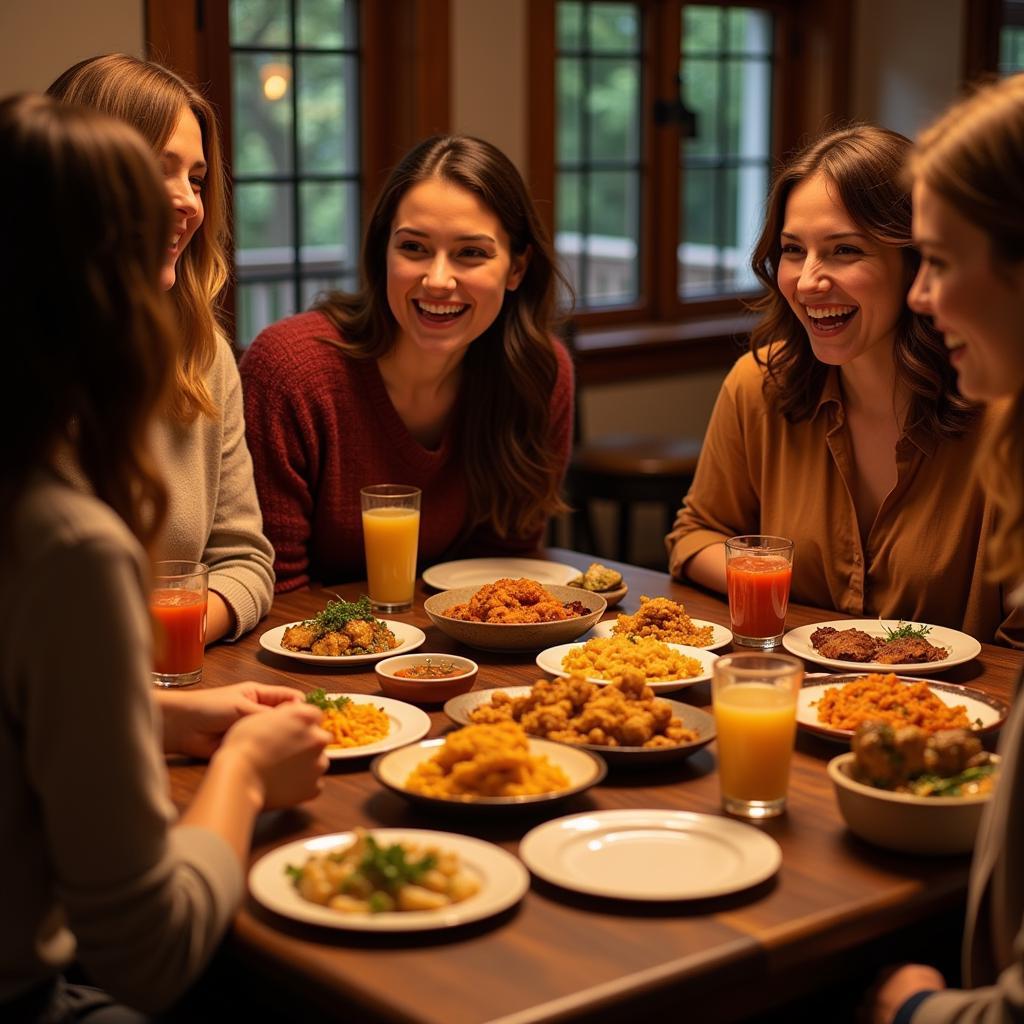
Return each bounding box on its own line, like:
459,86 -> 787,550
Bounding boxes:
782,618 -> 981,674
318,692 -> 431,760
535,640 -> 718,692
248,828 -> 530,931
590,616 -> 733,651
796,674 -> 1009,741
518,809 -> 782,901
259,619 -> 426,665
422,558 -> 579,590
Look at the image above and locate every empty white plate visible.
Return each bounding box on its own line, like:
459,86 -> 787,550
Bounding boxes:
422,558 -> 579,590
519,809 -> 781,900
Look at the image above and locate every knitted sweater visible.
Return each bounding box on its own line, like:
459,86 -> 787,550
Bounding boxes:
240,311 -> 574,591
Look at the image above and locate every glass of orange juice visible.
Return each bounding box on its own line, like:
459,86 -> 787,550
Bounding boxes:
360,484 -> 421,612
151,560 -> 208,687
725,535 -> 794,648
712,652 -> 803,819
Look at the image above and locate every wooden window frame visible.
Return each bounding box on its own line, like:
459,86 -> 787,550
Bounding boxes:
528,0 -> 853,338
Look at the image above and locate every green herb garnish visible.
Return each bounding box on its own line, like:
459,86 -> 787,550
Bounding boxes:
909,763 -> 996,797
285,864 -> 303,886
881,620 -> 932,642
357,836 -> 437,895
304,688 -> 352,712
312,596 -> 376,633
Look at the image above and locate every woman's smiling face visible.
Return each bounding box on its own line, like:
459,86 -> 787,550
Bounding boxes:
776,172 -> 907,368
385,177 -> 527,361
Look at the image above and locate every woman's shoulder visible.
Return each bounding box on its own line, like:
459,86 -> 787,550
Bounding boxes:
241,310 -> 349,388
722,348 -> 771,395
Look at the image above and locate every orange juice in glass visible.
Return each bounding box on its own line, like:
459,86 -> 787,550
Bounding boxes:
360,485 -> 421,612
151,560 -> 208,687
712,653 -> 802,818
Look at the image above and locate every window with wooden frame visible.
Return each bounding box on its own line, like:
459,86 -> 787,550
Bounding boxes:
964,0 -> 1024,78
528,0 -> 852,337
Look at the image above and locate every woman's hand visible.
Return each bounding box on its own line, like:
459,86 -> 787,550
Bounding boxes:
869,964 -> 946,1024
157,681 -> 303,758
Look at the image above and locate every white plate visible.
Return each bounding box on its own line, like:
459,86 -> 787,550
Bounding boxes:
422,558 -> 579,590
782,619 -> 980,674
259,620 -> 426,665
797,676 -> 1009,741
249,828 -> 529,931
535,641 -> 718,694
316,693 -> 431,761
590,616 -> 732,651
519,810 -> 781,900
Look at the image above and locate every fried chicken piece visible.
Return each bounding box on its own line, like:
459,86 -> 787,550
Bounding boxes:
874,636 -> 948,664
852,721 -> 927,786
810,626 -> 880,662
311,631 -> 351,656
925,729 -> 983,776
343,618 -> 375,649
446,578 -> 581,623
281,622 -> 320,651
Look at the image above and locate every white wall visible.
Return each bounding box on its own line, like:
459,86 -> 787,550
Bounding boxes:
850,0 -> 964,135
0,0 -> 144,94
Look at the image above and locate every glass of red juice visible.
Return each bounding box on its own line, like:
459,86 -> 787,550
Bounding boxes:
151,560 -> 208,687
725,536 -> 794,648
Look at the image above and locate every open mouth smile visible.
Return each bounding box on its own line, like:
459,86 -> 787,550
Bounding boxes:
413,299 -> 469,324
805,304 -> 858,334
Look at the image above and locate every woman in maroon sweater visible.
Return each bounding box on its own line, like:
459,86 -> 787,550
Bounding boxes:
241,135 -> 573,591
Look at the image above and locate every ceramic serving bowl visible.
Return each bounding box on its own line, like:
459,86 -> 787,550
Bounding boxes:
375,653 -> 478,704
422,585 -> 606,653
827,751 -> 998,855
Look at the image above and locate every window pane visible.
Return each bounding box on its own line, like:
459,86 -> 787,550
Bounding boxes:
586,170 -> 639,305
230,0 -> 291,46
300,181 -> 358,264
588,3 -> 640,54
588,58 -> 640,161
681,57 -> 720,158
679,166 -> 716,297
557,0 -> 584,49
237,280 -> 297,349
726,8 -> 773,55
297,0 -> 355,48
1000,27 -> 1024,73
728,164 -> 766,292
301,274 -> 353,310
556,171 -> 583,298
683,6 -> 721,54
723,59 -> 772,157
557,59 -> 584,163
235,181 -> 294,250
297,53 -> 356,174
233,53 -> 293,175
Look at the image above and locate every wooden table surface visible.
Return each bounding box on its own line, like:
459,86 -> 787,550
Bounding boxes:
172,550 -> 1023,1024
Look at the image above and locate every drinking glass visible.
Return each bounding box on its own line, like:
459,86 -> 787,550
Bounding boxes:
712,652 -> 803,819
360,484 -> 421,612
725,535 -> 794,648
151,560 -> 208,687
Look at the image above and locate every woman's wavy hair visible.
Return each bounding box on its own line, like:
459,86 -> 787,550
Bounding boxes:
0,94 -> 176,550
316,134 -> 570,538
909,75 -> 1024,583
48,53 -> 228,422
749,124 -> 975,439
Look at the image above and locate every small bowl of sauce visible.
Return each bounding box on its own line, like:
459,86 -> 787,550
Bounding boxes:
376,653 -> 479,703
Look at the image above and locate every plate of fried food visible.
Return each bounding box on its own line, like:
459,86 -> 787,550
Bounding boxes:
423,578 -> 605,652
303,690 -> 431,760
445,674 -> 716,764
797,672 -> 1008,742
260,596 -> 426,665
371,721 -> 606,812
590,595 -> 732,650
249,826 -> 530,931
536,634 -> 717,694
783,619 -> 980,674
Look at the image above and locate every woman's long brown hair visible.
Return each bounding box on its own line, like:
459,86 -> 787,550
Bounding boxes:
749,125 -> 975,440
316,135 -> 570,539
910,75 -> 1024,584
48,53 -> 229,423
0,95 -> 176,550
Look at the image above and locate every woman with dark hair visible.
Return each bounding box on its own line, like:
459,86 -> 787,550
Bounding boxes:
48,54 -> 275,642
869,74 -> 1024,1024
666,125 -> 1022,645
241,134 -> 573,591
0,94 -> 327,1023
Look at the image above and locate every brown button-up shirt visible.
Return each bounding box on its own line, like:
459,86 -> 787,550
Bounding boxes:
666,352 -> 1023,647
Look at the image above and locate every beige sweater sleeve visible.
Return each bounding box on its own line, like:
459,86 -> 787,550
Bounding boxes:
17,533 -> 242,1011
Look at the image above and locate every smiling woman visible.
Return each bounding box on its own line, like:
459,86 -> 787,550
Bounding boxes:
666,125 -> 1024,648
242,135 -> 573,591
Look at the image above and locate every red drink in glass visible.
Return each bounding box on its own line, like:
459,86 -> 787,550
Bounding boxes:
724,537 -> 794,648
150,560 -> 208,686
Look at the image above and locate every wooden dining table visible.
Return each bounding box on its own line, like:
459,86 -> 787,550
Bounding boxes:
171,549 -> 1022,1024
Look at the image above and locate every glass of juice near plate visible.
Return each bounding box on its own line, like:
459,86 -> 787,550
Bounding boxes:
150,560 -> 208,687
360,484 -> 422,613
712,652 -> 803,819
725,535 -> 794,648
